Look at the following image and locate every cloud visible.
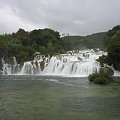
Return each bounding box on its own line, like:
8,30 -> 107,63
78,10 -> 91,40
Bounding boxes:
0,5 -> 38,33
0,0 -> 120,35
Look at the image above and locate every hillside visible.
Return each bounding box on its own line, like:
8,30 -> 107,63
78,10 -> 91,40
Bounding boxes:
62,32 -> 107,50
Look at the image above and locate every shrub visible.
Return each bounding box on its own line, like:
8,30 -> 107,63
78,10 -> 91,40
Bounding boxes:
93,75 -> 111,84
88,72 -> 99,82
96,55 -> 108,67
94,77 -> 105,84
88,67 -> 113,84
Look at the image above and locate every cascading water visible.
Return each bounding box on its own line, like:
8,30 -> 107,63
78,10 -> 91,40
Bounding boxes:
42,50 -> 101,77
1,58 -> 12,75
1,57 -> 21,75
1,49 -> 112,77
20,52 -> 50,75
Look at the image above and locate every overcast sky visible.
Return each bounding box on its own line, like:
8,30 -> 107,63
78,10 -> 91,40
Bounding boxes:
0,0 -> 120,35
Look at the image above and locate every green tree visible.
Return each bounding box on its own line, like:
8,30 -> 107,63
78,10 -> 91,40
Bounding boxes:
107,25 -> 120,70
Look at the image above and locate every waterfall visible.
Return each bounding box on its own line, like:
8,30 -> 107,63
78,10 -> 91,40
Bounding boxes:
0,49 -> 110,77
13,57 -> 17,65
1,58 -> 11,75
42,51 -> 100,77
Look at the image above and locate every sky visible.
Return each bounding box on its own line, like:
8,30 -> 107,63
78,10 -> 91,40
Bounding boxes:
0,0 -> 120,35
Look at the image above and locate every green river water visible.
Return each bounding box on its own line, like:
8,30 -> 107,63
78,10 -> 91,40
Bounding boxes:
0,75 -> 120,120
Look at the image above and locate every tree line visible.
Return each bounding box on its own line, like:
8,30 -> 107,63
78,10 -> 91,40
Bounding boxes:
0,28 -> 64,64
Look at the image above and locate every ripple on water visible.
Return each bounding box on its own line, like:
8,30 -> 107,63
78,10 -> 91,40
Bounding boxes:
0,75 -> 120,120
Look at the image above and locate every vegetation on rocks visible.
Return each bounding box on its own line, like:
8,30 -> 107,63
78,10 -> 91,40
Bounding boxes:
96,25 -> 120,72
107,25 -> 120,71
88,67 -> 114,84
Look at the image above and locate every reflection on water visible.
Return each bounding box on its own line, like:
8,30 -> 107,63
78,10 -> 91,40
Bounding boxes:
0,75 -> 120,120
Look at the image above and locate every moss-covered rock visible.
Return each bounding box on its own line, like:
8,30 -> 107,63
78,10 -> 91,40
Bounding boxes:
100,67 -> 114,76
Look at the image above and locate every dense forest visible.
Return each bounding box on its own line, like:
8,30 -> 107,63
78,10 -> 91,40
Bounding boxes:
0,25 -> 120,71
106,25 -> 120,71
0,28 -> 63,65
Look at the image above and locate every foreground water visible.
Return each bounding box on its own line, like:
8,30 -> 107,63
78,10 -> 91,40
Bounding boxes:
0,75 -> 120,120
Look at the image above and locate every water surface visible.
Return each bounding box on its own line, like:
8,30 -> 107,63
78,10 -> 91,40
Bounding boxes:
0,75 -> 120,120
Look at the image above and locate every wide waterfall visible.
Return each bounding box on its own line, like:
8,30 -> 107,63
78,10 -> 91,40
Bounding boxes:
0,49 -> 110,77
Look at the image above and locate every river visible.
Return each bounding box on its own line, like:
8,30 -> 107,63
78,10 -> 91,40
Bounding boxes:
0,75 -> 120,120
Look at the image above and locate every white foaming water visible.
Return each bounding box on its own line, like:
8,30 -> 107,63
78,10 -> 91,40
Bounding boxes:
1,58 -> 11,75
109,66 -> 120,77
1,49 -> 115,77
42,50 -> 100,77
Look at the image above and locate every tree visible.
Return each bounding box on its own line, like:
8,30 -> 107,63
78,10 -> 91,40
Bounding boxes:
107,25 -> 120,70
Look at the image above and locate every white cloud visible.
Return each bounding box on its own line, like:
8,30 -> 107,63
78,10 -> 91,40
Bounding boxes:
0,0 -> 120,35
74,20 -> 85,25
0,5 -> 39,33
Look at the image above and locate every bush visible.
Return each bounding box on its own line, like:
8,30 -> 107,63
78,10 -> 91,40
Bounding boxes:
96,55 -> 108,67
88,67 -> 113,84
88,72 -> 99,82
94,76 -> 111,84
94,77 -> 105,84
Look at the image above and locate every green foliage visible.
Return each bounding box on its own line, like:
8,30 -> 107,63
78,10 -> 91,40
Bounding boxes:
88,67 -> 113,84
107,25 -> 120,70
96,25 -> 120,71
85,32 -> 107,49
0,34 -> 11,63
16,51 -> 29,63
62,32 -> 107,51
88,72 -> 98,82
96,55 -> 108,67
0,28 -> 62,64
93,76 -> 110,84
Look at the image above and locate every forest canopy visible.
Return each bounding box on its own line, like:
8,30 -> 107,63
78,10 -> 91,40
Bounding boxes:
0,28 -> 63,63
106,25 -> 120,71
